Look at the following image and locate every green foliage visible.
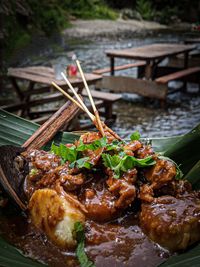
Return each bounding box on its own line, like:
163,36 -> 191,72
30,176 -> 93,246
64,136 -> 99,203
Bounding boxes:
136,0 -> 155,20
155,6 -> 179,24
3,0 -> 117,59
64,0 -> 118,19
130,131 -> 141,141
74,222 -> 95,267
102,153 -> 155,178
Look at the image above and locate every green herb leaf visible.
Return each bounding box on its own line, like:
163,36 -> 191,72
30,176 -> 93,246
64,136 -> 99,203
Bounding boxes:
102,153 -> 155,178
130,131 -> 140,141
77,137 -> 107,152
76,157 -> 92,169
159,156 -> 183,180
29,168 -> 38,175
50,142 -> 77,163
74,222 -> 95,267
106,140 -> 123,151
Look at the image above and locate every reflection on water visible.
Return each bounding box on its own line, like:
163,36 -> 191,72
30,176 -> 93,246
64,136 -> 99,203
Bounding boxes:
5,32 -> 200,138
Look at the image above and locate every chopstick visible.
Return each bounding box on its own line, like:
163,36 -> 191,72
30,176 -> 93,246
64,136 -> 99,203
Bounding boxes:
52,68 -> 122,140
75,60 -> 105,136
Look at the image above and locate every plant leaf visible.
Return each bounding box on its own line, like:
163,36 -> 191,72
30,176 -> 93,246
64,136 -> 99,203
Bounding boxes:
74,222 -> 95,267
160,243 -> 200,267
0,236 -> 46,267
130,131 -> 140,141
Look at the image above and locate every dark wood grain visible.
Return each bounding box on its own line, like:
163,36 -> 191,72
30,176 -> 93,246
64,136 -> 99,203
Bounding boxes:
7,67 -> 101,87
156,67 -> 200,84
106,44 -> 196,61
22,98 -> 80,151
93,61 -> 146,75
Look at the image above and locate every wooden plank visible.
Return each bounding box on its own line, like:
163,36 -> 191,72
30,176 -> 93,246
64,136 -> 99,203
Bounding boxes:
156,67 -> 200,84
7,67 -> 102,86
184,38 -> 200,44
106,44 -> 196,61
93,61 -> 146,75
99,76 -> 167,100
1,93 -> 64,112
82,89 -> 122,102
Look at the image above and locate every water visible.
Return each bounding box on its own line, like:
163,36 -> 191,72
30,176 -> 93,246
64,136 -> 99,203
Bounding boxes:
4,32 -> 200,138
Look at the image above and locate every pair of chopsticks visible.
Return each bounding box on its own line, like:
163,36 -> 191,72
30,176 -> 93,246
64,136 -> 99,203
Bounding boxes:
52,60 -> 121,140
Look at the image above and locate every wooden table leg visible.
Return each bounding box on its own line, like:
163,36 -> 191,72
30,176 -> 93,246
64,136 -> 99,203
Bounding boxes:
144,60 -> 153,80
183,51 -> 189,92
21,81 -> 34,117
10,78 -> 24,100
184,51 -> 189,69
110,57 -> 115,76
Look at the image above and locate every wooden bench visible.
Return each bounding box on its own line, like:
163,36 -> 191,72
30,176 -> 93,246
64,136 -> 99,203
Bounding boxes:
92,61 -> 146,75
82,89 -> 122,121
156,67 -> 200,84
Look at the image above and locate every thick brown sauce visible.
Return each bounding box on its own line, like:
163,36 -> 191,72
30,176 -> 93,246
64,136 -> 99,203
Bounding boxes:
0,207 -> 170,267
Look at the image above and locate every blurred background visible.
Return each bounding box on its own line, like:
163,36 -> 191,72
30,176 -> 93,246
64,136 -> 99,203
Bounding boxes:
0,0 -> 200,138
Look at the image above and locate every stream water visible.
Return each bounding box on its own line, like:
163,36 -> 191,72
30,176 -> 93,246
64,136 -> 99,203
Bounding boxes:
4,32 -> 200,138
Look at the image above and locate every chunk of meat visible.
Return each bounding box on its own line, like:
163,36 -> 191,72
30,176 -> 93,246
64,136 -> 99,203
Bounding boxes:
24,149 -> 61,172
139,158 -> 177,202
58,164 -> 85,191
80,180 -> 118,222
140,193 -> 200,251
83,147 -> 104,166
135,144 -> 154,159
106,168 -> 137,209
79,132 -> 102,144
123,140 -> 142,156
145,158 -> 177,187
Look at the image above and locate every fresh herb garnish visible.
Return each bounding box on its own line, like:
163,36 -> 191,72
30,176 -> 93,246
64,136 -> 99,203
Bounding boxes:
102,153 -> 156,178
106,140 -> 123,151
29,168 -> 38,175
159,156 -> 183,180
77,137 -> 107,152
74,222 -> 95,267
130,131 -> 141,141
70,157 -> 93,170
51,142 -> 77,163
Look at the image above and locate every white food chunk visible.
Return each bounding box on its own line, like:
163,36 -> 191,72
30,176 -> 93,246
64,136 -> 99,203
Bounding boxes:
29,188 -> 85,248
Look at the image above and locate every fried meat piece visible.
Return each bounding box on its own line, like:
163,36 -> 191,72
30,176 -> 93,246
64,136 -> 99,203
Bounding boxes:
139,158 -> 176,202
140,193 -> 200,251
106,168 -> 137,209
123,140 -> 142,156
24,149 -> 61,172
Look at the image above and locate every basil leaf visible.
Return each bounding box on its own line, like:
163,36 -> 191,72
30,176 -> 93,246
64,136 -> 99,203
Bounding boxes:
74,222 -> 95,267
130,131 -> 140,141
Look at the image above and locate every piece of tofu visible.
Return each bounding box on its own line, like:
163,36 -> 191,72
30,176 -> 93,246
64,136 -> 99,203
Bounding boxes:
29,188 -> 85,248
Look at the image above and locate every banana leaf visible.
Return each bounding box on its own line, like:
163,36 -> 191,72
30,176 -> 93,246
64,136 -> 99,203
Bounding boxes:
0,108 -> 200,267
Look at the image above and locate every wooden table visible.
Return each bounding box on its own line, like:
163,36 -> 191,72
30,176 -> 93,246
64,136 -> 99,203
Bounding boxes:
184,38 -> 200,44
7,66 -> 101,118
106,43 -> 195,79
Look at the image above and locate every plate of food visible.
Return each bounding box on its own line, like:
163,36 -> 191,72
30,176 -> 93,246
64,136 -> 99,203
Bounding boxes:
0,62 -> 200,267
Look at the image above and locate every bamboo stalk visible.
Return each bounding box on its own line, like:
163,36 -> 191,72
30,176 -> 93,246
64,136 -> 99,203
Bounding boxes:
23,98 -> 80,151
